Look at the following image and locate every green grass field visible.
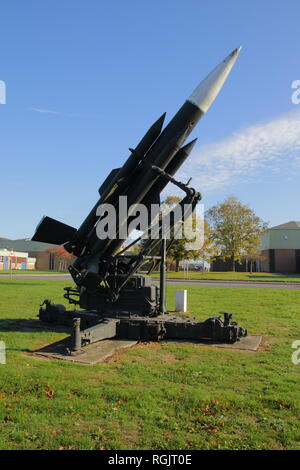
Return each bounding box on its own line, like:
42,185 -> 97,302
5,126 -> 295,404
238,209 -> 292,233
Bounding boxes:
1,270 -> 300,283
0,278 -> 299,450
0,270 -> 68,275
151,271 -> 300,282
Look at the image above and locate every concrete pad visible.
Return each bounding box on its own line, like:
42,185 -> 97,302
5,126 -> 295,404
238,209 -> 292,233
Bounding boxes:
31,338 -> 138,364
30,334 -> 262,366
206,334 -> 262,351
165,334 -> 262,351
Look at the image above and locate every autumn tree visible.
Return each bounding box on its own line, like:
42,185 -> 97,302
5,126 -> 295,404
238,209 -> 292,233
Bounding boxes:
196,219 -> 216,266
206,196 -> 267,271
162,196 -> 216,271
46,246 -> 75,271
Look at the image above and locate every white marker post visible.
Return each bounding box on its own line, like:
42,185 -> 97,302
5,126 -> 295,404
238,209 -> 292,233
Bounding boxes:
9,250 -> 15,279
175,290 -> 187,313
0,341 -> 6,365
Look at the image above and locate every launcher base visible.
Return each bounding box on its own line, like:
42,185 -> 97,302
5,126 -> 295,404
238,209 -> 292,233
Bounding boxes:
39,300 -> 247,354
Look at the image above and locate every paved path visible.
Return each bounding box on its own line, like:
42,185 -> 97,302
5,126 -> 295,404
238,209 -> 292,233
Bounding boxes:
1,273 -> 300,289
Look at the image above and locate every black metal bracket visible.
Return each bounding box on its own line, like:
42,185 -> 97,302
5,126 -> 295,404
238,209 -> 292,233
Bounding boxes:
151,165 -> 202,200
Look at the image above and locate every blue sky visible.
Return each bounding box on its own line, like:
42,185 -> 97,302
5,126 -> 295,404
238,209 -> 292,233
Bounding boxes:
0,0 -> 299,238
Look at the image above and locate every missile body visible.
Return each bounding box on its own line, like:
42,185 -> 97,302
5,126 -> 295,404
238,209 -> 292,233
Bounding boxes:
32,47 -> 242,278
70,113 -> 166,254
84,47 -> 242,264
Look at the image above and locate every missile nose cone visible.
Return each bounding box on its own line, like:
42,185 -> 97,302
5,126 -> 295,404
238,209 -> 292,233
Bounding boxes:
188,46 -> 242,113
181,138 -> 198,155
231,45 -> 242,56
150,112 -> 166,135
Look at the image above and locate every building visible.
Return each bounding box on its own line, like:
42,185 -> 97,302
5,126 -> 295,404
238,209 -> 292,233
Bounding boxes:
211,256 -> 260,272
0,239 -> 61,270
260,221 -> 300,273
0,249 -> 36,270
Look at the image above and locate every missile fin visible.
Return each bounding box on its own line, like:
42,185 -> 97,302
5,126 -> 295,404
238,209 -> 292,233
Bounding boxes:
98,168 -> 121,195
32,216 -> 77,245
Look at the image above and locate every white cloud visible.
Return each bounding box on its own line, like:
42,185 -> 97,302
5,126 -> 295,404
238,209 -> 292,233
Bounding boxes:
178,109 -> 300,191
28,107 -> 61,115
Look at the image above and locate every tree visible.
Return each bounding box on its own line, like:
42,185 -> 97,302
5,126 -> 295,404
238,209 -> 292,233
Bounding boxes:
162,196 -> 216,271
46,246 -> 75,271
137,195 -> 215,271
197,219 -> 217,266
206,196 -> 268,271
166,218 -> 216,271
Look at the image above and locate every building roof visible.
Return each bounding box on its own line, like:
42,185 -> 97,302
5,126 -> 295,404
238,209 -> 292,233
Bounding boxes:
270,221 -> 300,230
0,239 -> 56,252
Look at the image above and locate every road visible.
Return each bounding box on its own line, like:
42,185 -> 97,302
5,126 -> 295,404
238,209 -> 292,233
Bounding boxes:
1,273 -> 300,289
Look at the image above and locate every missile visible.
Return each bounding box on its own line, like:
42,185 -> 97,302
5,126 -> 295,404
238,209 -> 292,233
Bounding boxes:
32,47 -> 242,274
84,138 -> 199,260
71,112 -> 166,253
100,113 -> 166,200
87,46 -> 242,260
151,138 -> 198,194
32,112 -> 166,250
123,47 -> 242,204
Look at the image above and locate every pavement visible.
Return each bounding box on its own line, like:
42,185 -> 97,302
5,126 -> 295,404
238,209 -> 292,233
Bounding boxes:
1,273 -> 300,289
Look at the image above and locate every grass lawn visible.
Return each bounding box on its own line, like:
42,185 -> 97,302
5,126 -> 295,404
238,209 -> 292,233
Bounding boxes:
151,271 -> 300,283
0,278 -> 299,450
1,270 -> 300,283
0,270 -> 68,275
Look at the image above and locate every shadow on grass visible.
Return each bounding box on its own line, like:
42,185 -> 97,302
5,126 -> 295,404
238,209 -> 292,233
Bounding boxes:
0,318 -> 71,334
